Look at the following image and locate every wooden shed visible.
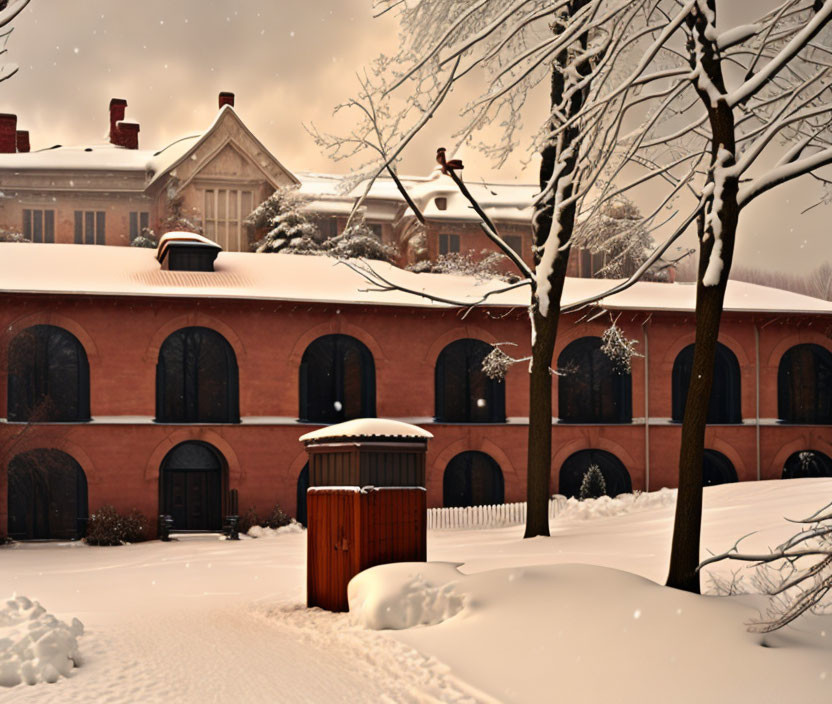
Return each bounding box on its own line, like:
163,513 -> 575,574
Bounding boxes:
300,419 -> 432,612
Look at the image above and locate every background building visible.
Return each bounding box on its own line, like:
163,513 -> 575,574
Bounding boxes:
1,240 -> 830,539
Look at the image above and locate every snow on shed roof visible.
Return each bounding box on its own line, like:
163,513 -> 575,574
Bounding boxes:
299,418 -> 433,443
0,242 -> 830,316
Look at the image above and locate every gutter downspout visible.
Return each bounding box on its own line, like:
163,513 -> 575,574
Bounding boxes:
643,318 -> 650,492
755,322 -> 761,481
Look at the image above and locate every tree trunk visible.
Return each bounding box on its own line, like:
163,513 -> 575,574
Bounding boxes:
523,0 -> 589,538
665,269 -> 731,591
525,285 -> 566,538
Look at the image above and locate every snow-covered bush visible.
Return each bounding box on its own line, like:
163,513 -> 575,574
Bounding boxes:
407,250 -> 517,282
130,229 -> 158,249
238,504 -> 293,534
0,229 -> 28,243
326,217 -> 398,262
579,465 -> 607,501
84,505 -> 149,546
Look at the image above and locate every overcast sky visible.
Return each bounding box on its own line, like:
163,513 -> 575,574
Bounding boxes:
2,0 -> 831,275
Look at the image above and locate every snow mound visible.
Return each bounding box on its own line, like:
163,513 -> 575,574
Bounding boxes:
554,487 -> 677,521
0,595 -> 84,688
348,563 -> 466,630
246,520 -> 305,539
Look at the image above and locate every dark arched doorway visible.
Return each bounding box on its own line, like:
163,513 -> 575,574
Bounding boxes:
558,337 -> 632,423
672,342 -> 741,424
156,327 -> 240,423
7,324 -> 91,422
559,449 -> 632,499
160,442 -> 224,531
782,450 -> 832,479
299,334 -> 375,423
443,451 -> 504,507
703,450 -> 738,486
778,344 -> 832,424
435,339 -> 505,422
7,449 -> 88,540
297,463 -> 309,527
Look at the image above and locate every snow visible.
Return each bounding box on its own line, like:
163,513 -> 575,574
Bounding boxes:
0,596 -> 84,687
299,418 -> 434,443
0,479 -> 830,701
246,521 -> 304,539
2,242 -> 830,315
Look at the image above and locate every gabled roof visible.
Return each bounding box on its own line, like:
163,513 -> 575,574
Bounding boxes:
0,242 -> 830,316
0,105 -> 300,191
145,105 -> 300,189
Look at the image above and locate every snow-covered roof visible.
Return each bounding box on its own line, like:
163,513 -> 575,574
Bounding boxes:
0,106 -> 297,190
0,243 -> 830,315
299,418 -> 434,443
295,170 -> 537,223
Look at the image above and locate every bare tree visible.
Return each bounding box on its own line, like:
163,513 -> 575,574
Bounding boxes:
312,1 -> 707,538
700,497 -> 832,632
0,0 -> 31,84
613,0 -> 832,594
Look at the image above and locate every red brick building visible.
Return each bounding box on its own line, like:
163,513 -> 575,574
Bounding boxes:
1,238 -> 830,540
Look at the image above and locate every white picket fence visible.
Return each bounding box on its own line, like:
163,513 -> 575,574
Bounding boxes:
427,496 -> 568,531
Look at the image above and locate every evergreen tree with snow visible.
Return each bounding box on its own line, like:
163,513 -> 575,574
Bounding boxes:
579,465 -> 606,501
326,215 -> 398,262
249,185 -> 321,253
572,198 -> 651,278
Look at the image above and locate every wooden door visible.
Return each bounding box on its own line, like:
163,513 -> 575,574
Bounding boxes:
163,470 -> 221,531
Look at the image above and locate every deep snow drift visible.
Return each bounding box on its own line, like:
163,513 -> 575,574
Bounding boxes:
0,596 -> 83,688
0,478 -> 830,703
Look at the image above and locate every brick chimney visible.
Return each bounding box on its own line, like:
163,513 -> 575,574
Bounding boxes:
16,130 -> 30,153
0,113 -> 17,154
219,91 -> 235,109
115,121 -> 140,150
109,98 -> 127,145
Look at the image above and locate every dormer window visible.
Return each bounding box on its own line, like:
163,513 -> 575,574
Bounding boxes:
435,197 -> 448,211
156,232 -> 222,272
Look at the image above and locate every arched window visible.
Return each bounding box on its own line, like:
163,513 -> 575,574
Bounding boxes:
299,334 -> 375,423
443,451 -> 504,507
559,449 -> 632,499
782,450 -> 832,479
297,463 -> 309,527
7,325 -> 90,422
156,327 -> 239,423
778,344 -> 832,424
160,441 -> 224,531
435,339 -> 505,423
7,449 -> 88,540
672,342 -> 741,424
703,449 -> 737,486
558,337 -> 631,423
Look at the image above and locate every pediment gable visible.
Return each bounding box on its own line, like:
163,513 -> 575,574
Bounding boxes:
153,106 -> 299,193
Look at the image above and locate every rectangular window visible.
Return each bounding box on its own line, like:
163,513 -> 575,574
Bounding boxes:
368,223 -> 383,240
202,188 -> 254,252
504,235 -> 522,255
22,209 -> 55,243
439,233 -> 460,255
130,211 -> 151,240
75,211 -> 106,245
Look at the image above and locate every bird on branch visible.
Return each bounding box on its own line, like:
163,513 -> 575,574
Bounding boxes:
436,147 -> 464,176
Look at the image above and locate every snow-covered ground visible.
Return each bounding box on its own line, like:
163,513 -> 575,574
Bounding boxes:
1,479 -> 830,703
